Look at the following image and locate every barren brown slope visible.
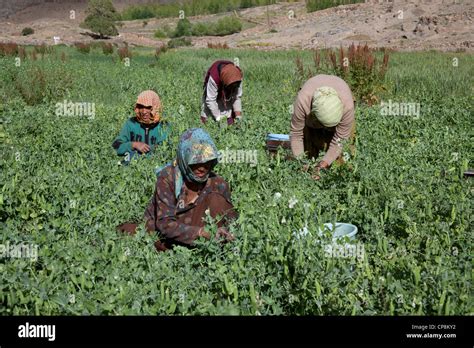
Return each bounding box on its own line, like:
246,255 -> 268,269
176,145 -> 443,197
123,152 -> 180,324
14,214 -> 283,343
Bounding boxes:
0,0 -> 472,52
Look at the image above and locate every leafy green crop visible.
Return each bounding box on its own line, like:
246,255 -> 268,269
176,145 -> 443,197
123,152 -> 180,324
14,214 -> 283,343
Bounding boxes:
0,47 -> 472,315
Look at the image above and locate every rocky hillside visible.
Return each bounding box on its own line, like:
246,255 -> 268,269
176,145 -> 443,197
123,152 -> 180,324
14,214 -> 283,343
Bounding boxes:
0,0 -> 472,52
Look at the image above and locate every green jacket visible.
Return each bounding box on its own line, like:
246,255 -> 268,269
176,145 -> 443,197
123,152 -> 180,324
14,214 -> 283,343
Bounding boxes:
112,117 -> 171,156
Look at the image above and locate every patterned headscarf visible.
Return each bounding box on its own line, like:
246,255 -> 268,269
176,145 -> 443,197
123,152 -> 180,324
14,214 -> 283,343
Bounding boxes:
220,64 -> 242,86
177,128 -> 219,184
135,90 -> 162,125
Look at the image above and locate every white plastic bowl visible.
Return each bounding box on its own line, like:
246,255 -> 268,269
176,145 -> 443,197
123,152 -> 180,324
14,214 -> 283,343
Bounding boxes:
318,222 -> 358,241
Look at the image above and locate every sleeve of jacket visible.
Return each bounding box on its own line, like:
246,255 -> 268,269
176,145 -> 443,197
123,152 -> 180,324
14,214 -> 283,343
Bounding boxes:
205,76 -> 221,119
112,120 -> 133,155
290,89 -> 310,158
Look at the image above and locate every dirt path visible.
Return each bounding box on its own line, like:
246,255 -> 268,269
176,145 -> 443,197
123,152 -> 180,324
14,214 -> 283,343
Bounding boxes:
0,0 -> 472,52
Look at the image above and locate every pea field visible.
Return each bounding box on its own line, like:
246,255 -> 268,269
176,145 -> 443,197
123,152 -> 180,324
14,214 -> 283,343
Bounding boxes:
0,46 -> 472,315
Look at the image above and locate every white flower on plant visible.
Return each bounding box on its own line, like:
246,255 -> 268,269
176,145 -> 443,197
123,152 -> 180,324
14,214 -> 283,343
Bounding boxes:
179,293 -> 185,303
293,222 -> 309,240
288,196 -> 298,209
274,192 -> 282,201
281,216 -> 286,224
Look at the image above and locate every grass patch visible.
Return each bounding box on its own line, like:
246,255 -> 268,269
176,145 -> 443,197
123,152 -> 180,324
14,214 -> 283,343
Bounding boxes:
167,37 -> 193,49
121,0 -> 278,20
306,0 -> 365,13
157,17 -> 243,38
0,47 -> 472,315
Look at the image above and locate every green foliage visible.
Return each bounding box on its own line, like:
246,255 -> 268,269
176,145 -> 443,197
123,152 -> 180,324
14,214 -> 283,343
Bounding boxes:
169,17 -> 242,38
167,37 -> 193,49
21,27 -> 34,36
101,42 -> 114,55
154,29 -> 168,39
33,43 -> 51,56
75,43 -> 91,54
0,42 -> 18,56
207,16 -> 242,36
0,58 -> 72,105
154,24 -> 173,39
295,45 -> 390,105
121,4 -> 156,20
117,45 -> 132,61
173,18 -> 193,38
0,47 -> 472,315
306,0 -> 365,13
121,0 -> 277,20
81,0 -> 120,38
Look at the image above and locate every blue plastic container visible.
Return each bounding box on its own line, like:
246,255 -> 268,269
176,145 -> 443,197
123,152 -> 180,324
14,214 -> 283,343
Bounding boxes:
267,133 -> 290,141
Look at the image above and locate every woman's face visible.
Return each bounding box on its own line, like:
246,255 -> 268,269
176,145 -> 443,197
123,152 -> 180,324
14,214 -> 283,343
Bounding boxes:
136,103 -> 152,122
224,82 -> 240,98
190,161 -> 213,179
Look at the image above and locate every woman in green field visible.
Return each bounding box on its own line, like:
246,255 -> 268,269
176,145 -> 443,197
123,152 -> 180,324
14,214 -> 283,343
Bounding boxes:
117,128 -> 238,251
290,75 -> 356,180
200,60 -> 243,125
112,90 -> 170,164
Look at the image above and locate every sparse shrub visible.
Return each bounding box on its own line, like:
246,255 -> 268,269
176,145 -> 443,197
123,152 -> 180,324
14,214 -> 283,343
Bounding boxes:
295,44 -> 390,105
154,29 -> 168,38
117,45 -> 132,60
21,27 -> 34,36
121,4 -> 156,20
207,42 -> 229,49
81,0 -> 120,38
167,37 -> 192,48
0,43 -> 18,56
172,17 -> 242,38
34,43 -> 50,57
173,18 -> 193,38
155,45 -> 168,59
101,42 -> 114,55
306,0 -> 364,13
75,42 -> 91,54
212,16 -> 242,36
9,63 -> 72,105
121,0 -> 278,20
18,46 -> 26,60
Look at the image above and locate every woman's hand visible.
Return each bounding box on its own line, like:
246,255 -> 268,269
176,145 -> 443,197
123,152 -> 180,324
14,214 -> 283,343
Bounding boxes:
215,227 -> 235,243
312,161 -> 329,180
132,141 -> 150,153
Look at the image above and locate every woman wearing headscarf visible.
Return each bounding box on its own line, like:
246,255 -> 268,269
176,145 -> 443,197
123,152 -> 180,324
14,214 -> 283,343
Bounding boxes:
290,75 -> 356,180
200,60 -> 243,125
117,128 -> 238,251
112,90 -> 170,163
